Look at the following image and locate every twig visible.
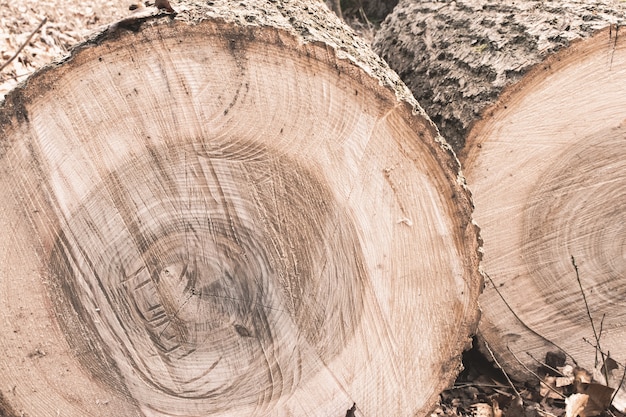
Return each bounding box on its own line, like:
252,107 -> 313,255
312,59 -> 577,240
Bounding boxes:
507,346 -> 565,400
571,256 -> 609,384
453,382 -> 510,390
581,338 -> 625,368
583,335 -> 626,405
485,272 -> 577,365
536,407 -> 560,417
0,71 -> 33,83
492,387 -> 516,398
484,340 -> 522,401
609,23 -> 619,70
0,17 -> 48,73
526,352 -> 564,377
599,313 -> 606,341
357,7 -> 373,31
610,363 -> 626,407
598,313 -> 607,368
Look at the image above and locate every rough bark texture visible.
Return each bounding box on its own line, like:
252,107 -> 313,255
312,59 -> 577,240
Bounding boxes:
373,0 -> 626,411
0,1 -> 482,416
342,0 -> 399,23
373,0 -> 626,151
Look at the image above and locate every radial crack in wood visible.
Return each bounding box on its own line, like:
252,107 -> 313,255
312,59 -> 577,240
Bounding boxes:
0,1 -> 481,416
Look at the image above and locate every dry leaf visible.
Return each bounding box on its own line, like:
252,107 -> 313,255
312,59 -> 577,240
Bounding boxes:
544,351 -> 567,374
556,375 -> 575,387
559,365 -> 575,377
574,368 -> 592,384
492,399 -> 503,417
506,397 -> 525,417
577,382 -> 614,417
470,403 -> 493,417
565,393 -> 589,417
540,376 -> 563,399
601,355 -> 619,376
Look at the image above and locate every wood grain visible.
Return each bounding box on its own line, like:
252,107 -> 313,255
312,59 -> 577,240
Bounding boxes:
464,27 -> 626,409
0,1 -> 481,416
374,0 -> 626,409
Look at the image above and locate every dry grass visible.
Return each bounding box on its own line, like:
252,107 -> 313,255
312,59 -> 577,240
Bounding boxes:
0,0 -> 129,98
0,0 -> 379,99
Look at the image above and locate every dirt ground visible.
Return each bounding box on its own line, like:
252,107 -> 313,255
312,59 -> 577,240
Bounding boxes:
0,0 -> 129,98
0,2 -> 624,417
0,0 -> 375,99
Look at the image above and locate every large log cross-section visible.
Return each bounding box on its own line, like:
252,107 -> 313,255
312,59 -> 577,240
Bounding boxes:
0,1 -> 482,416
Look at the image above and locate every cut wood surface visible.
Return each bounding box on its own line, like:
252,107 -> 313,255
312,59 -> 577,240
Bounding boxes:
465,28 -> 626,410
0,1 -> 482,416
374,0 -> 626,410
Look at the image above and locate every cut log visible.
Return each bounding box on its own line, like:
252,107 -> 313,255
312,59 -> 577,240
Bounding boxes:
0,1 -> 482,416
373,0 -> 626,152
374,0 -> 626,410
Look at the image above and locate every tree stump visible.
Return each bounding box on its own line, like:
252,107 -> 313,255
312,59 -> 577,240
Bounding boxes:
374,0 -> 626,410
0,1 -> 482,416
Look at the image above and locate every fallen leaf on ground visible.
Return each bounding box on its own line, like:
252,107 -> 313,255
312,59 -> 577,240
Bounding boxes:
574,368 -> 592,384
491,399 -> 502,417
565,393 -> 589,417
577,382 -> 614,417
470,402 -> 493,417
540,376 -> 564,399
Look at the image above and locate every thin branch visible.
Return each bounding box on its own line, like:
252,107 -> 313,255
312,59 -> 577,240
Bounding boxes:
526,352 -> 564,377
452,382 -> 510,390
583,335 -> 626,405
484,340 -> 522,400
0,71 -> 33,83
609,23 -> 619,70
507,346 -> 566,400
599,313 -> 606,341
598,313 -> 606,368
571,256 -> 609,384
536,407 -> 560,417
485,271 -> 577,365
0,17 -> 48,73
581,338 -> 625,369
610,364 -> 626,407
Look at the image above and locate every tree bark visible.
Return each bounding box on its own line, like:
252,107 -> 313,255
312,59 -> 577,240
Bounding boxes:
0,1 -> 481,416
373,0 -> 625,151
374,0 -> 626,410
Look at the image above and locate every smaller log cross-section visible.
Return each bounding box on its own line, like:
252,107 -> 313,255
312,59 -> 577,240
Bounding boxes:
464,28 -> 626,411
0,1 -> 482,416
375,0 -> 626,410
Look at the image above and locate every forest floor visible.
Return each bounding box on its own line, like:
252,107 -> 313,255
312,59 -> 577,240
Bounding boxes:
1,2 -> 624,417
0,0 -> 375,99
433,341 -> 626,417
0,0 -> 130,98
